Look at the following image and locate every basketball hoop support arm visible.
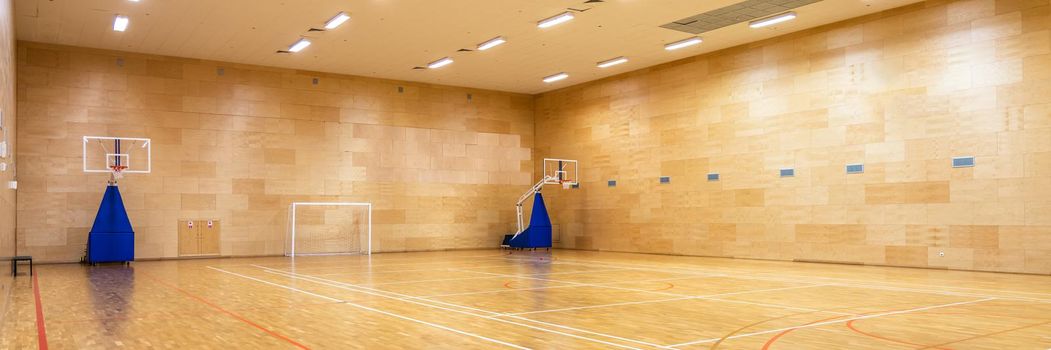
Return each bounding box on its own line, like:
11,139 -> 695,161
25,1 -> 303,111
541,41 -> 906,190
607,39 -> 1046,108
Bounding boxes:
513,175 -> 558,237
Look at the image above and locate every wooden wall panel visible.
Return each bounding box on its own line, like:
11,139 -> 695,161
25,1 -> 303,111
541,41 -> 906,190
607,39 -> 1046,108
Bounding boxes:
15,42 -> 534,262
535,0 -> 1051,274
0,0 -> 16,321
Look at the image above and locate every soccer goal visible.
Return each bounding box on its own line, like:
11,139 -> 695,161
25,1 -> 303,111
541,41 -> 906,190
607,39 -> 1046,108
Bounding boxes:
286,202 -> 371,257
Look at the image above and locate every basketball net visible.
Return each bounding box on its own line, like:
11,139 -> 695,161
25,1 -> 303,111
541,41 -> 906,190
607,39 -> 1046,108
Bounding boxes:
109,165 -> 127,183
562,181 -> 572,190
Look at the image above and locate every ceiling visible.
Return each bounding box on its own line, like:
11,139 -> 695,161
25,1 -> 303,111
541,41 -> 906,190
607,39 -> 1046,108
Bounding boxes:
14,0 -> 923,94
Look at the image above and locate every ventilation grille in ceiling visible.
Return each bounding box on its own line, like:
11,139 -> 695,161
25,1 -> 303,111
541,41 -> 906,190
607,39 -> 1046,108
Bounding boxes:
660,0 -> 822,34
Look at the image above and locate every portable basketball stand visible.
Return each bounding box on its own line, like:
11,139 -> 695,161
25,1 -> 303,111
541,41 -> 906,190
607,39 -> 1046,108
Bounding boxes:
504,159 -> 577,252
82,136 -> 150,266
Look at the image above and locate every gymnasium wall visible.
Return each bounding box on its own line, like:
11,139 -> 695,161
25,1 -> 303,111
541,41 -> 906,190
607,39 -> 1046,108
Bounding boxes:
0,0 -> 16,317
15,42 -> 533,262
535,0 -> 1051,274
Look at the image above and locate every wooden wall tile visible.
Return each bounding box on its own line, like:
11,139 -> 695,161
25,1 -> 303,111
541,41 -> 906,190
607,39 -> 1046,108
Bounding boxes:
534,0 -> 1051,274
15,42 -> 533,262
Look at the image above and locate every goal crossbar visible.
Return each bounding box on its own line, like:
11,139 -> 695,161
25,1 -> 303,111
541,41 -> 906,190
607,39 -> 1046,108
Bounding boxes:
287,202 -> 372,257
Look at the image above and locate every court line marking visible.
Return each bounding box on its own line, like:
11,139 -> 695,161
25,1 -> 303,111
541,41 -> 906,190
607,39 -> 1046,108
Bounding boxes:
247,265 -> 667,349
32,270 -> 49,350
449,268 -> 854,316
142,271 -> 312,350
218,266 -> 630,287
309,264 -> 528,276
254,266 -> 666,349
367,268 -> 632,286
666,297 -> 997,347
206,267 -> 531,350
552,258 -> 1051,304
918,319 -> 1051,349
411,275 -> 719,298
453,269 -> 694,297
501,284 -> 839,317
243,254 -> 510,269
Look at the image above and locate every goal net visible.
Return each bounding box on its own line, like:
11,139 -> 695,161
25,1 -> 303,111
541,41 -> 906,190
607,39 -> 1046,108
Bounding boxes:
286,202 -> 371,256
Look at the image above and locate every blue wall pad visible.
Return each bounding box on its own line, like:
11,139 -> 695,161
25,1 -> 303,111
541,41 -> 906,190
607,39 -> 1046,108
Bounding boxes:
608,180 -> 617,187
707,173 -> 720,181
660,176 -> 671,184
509,192 -> 552,249
846,164 -> 864,174
87,185 -> 135,263
780,168 -> 795,177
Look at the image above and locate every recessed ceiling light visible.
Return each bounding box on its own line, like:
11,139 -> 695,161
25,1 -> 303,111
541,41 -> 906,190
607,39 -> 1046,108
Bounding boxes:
749,12 -> 796,28
324,12 -> 350,30
543,72 -> 569,83
113,15 -> 129,32
537,12 -> 574,28
477,36 -> 506,51
428,57 -> 454,69
288,38 -> 311,53
597,56 -> 628,68
129,0 -> 140,2
664,37 -> 702,51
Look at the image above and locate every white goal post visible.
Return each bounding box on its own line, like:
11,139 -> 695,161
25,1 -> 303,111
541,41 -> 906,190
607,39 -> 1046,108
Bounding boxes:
286,202 -> 372,257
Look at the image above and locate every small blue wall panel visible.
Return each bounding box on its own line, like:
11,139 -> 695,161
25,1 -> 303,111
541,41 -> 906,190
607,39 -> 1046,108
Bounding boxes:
780,168 -> 795,177
508,192 -> 552,249
607,180 -> 617,187
87,185 -> 135,263
846,164 -> 864,174
953,156 -> 975,168
707,173 -> 720,181
660,176 -> 671,184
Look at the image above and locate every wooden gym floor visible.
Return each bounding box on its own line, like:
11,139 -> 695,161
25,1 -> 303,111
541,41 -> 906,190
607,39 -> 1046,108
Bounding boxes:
2,250 -> 1050,349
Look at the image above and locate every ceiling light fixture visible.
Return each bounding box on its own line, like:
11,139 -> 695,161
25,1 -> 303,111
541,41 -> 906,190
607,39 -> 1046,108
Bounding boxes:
113,15 -> 129,32
664,37 -> 702,50
597,56 -> 628,68
427,57 -> 454,69
749,12 -> 797,28
537,12 -> 574,28
476,36 -> 506,51
288,38 -> 311,53
324,12 -> 350,29
543,72 -> 569,83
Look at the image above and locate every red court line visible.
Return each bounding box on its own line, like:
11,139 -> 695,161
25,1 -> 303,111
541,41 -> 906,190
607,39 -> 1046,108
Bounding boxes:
503,281 -> 515,289
760,314 -> 846,350
142,272 -> 311,350
845,305 -> 1051,350
846,319 -> 952,350
32,271 -> 49,350
918,319 -> 1051,349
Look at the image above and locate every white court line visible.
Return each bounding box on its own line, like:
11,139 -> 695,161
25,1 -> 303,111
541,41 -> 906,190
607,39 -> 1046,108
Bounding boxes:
205,267 -> 529,349
254,255 -> 511,270
412,275 -> 722,299
552,258 -> 1051,304
503,284 -> 840,317
367,268 -> 633,286
310,264 -> 522,276
453,269 -> 692,297
666,297 -> 997,347
251,265 -> 667,349
449,268 -> 856,317
219,253 -> 508,268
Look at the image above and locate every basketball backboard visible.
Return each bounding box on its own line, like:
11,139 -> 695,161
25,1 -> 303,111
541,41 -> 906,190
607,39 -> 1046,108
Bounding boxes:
83,136 -> 152,176
543,158 -> 578,185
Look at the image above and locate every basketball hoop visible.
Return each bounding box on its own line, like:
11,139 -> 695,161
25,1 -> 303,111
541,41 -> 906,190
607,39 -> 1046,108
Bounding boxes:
110,165 -> 128,180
